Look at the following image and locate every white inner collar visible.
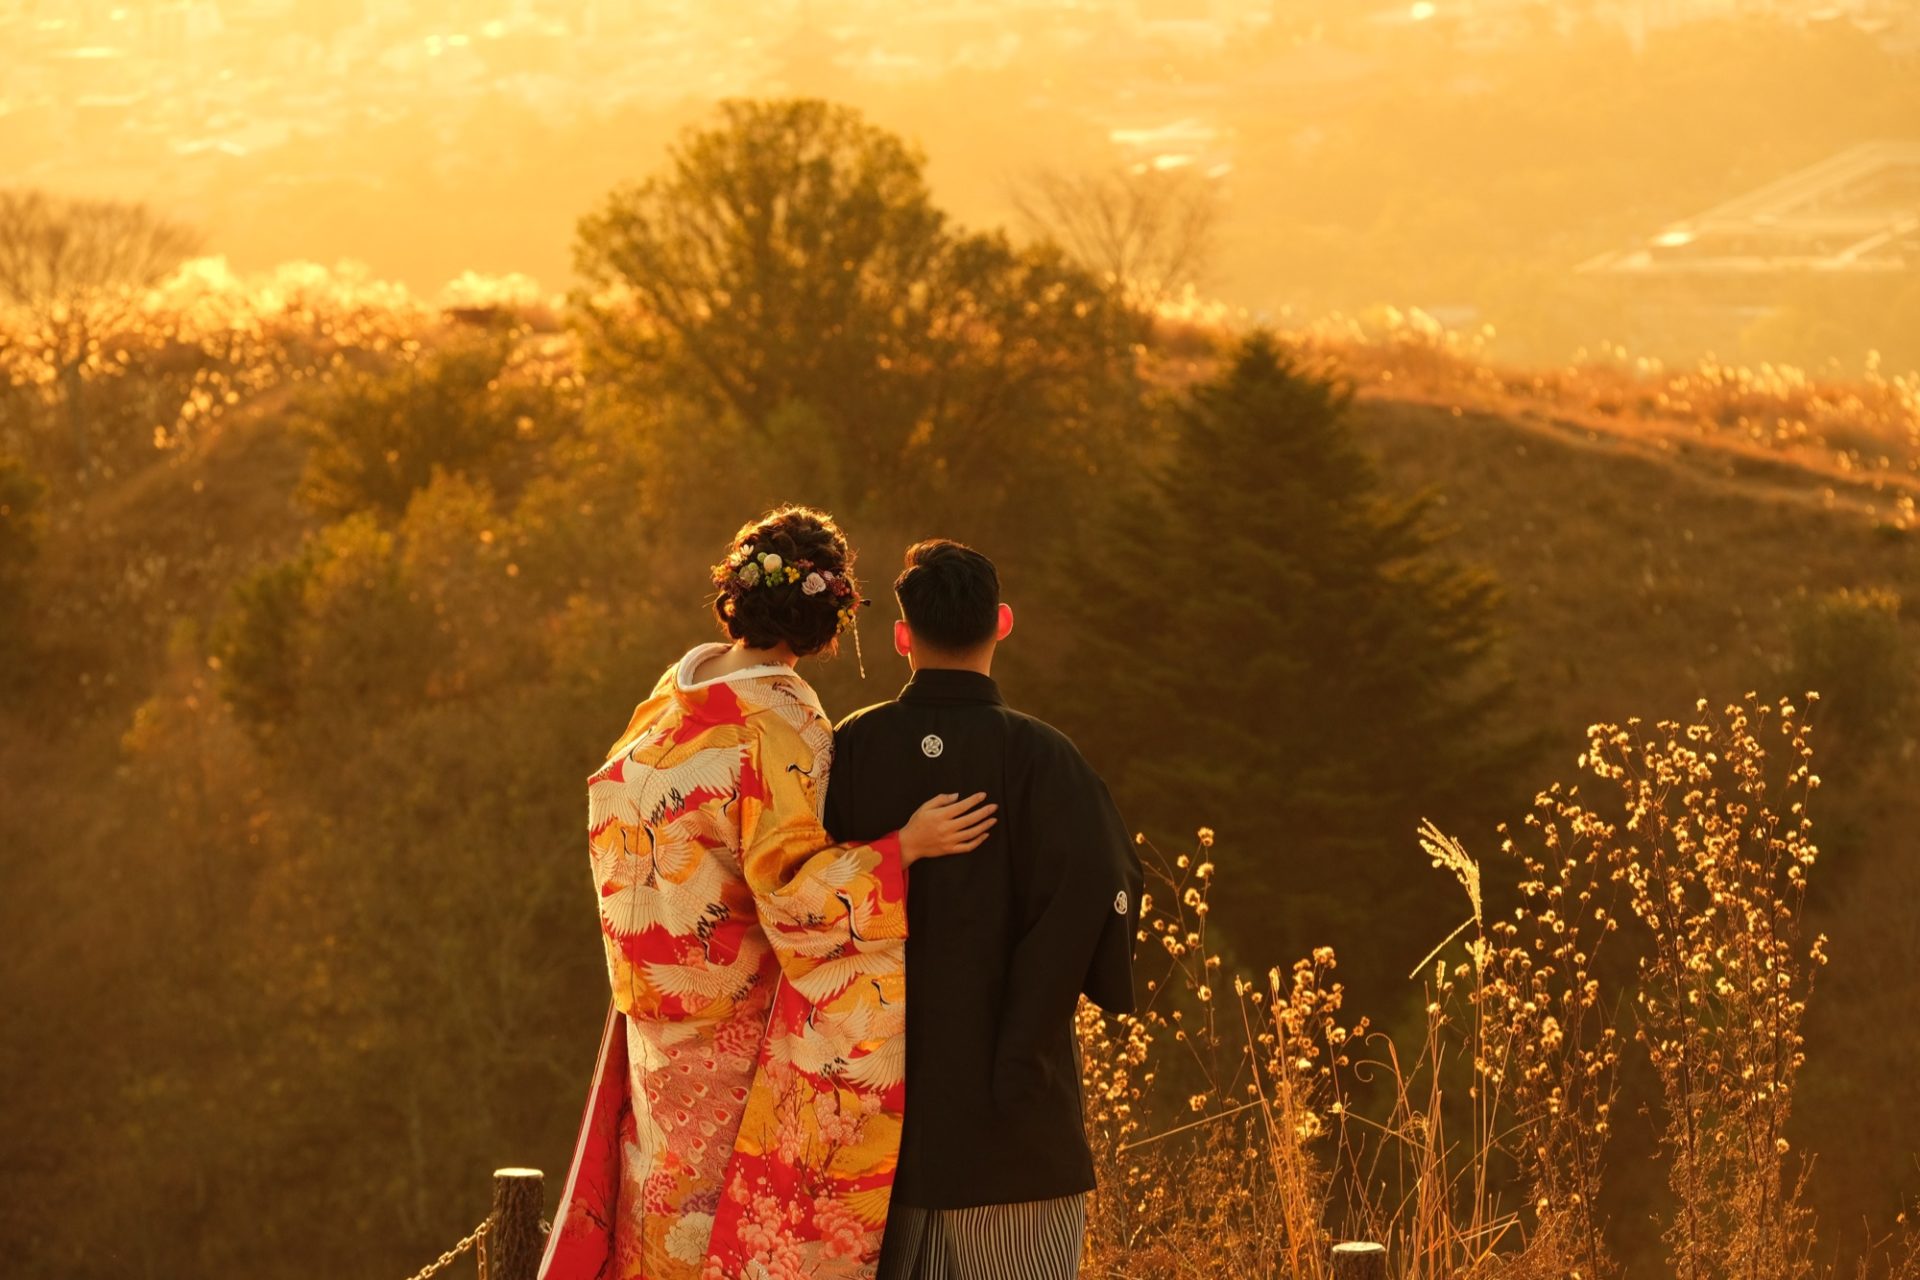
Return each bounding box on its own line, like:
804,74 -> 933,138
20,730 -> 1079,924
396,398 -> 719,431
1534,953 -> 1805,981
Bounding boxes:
675,642 -> 798,692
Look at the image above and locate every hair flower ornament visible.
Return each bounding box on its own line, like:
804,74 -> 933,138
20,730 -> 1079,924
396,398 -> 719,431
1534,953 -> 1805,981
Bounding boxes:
716,548 -> 871,671
727,555 -> 860,608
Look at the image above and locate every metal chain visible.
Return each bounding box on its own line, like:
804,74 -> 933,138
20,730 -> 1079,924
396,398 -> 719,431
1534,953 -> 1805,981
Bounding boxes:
401,1218 -> 490,1280
400,1206 -> 550,1280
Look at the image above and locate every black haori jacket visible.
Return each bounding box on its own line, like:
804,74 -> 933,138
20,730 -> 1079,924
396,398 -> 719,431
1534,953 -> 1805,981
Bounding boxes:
824,667 -> 1142,1210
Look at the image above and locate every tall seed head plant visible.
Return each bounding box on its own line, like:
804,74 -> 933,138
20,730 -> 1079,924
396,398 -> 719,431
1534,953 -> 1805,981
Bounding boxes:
1590,696 -> 1824,1280
1077,696 -> 1918,1280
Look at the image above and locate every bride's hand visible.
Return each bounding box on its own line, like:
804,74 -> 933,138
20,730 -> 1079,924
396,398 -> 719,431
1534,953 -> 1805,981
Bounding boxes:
900,792 -> 998,867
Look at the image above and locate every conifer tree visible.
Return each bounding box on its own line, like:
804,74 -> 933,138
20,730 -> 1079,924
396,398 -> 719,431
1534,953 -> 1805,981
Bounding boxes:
1050,333 -> 1521,984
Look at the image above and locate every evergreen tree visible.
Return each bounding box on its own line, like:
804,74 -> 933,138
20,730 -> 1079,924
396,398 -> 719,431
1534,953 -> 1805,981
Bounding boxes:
1047,333 -> 1523,990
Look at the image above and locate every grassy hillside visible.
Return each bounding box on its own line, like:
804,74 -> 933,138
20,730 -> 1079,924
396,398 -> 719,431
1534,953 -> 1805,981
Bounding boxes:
1348,367 -> 1920,1250
3,301 -> 1917,1273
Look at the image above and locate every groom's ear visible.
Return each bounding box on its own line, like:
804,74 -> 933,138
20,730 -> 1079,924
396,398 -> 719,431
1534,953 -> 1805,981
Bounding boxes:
995,602 -> 1014,641
894,618 -> 913,657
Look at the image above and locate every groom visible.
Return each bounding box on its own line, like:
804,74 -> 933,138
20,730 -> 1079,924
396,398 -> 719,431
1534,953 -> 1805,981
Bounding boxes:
824,539 -> 1141,1280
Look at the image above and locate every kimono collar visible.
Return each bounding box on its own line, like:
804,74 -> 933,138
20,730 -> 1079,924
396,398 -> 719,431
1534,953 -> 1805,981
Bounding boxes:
672,642 -> 827,723
899,667 -> 1005,707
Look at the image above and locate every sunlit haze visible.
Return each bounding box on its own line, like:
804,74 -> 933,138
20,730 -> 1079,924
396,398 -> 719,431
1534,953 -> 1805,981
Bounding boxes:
8,5 -> 1920,1278
7,0 -> 1918,367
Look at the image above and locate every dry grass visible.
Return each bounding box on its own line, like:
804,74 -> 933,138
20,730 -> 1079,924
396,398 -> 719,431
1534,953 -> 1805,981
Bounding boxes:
0,259 -> 556,482
1147,299 -> 1920,530
1079,697 -> 1920,1280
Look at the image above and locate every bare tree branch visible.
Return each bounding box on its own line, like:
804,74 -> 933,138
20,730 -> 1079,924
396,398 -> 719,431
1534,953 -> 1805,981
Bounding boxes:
0,189 -> 199,308
0,189 -> 201,465
1011,165 -> 1221,309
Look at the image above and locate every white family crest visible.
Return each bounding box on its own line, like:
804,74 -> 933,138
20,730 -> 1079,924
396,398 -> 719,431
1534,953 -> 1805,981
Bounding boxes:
920,734 -> 944,758
1113,890 -> 1129,915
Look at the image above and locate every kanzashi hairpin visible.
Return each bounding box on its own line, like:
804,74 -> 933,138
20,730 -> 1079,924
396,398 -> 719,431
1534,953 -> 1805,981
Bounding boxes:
722,545 -> 865,638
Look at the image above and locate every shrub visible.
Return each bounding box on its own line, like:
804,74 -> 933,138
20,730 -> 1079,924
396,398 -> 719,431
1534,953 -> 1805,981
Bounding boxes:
0,451 -> 43,661
1785,588 -> 1911,746
219,474 -> 549,752
218,551 -> 315,734
294,333 -> 550,520
218,514 -> 441,748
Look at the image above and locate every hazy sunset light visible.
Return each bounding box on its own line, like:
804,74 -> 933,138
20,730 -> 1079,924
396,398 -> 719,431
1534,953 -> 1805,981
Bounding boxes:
4,5 -> 1919,1280
6,1 -> 1917,367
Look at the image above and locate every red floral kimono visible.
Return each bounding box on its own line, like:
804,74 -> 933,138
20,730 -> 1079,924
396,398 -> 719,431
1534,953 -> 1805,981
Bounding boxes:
540,645 -> 907,1280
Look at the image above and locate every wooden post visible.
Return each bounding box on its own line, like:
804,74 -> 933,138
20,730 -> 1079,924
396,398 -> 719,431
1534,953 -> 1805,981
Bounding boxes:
1330,1240 -> 1388,1280
490,1167 -> 545,1280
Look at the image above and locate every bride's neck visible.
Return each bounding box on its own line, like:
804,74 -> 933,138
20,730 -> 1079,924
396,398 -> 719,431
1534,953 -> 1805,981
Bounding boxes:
694,641 -> 798,681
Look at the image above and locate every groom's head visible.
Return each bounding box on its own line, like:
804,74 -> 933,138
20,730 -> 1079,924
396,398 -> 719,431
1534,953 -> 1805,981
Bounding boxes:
892,539 -> 1014,669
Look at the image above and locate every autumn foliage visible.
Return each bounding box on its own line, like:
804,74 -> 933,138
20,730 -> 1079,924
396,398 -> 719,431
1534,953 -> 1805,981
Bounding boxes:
3,101 -> 1918,1279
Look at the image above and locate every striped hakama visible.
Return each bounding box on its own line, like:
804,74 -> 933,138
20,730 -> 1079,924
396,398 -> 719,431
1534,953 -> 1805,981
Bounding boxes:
875,1193 -> 1088,1280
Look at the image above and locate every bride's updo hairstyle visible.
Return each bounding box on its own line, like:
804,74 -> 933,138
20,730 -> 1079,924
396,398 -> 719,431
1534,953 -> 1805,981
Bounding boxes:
711,506 -> 862,658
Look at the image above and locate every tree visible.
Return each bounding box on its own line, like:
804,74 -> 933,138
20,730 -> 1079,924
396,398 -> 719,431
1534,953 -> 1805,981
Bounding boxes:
1047,334 -> 1521,990
292,330 -> 575,521
0,451 -> 41,664
1011,164 -> 1220,309
1785,586 -> 1911,750
0,191 -> 200,465
575,99 -> 943,425
573,98 -> 1144,535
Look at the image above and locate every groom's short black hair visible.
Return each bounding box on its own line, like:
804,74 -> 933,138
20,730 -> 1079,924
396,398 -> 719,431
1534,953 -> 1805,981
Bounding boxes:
894,540 -> 1000,652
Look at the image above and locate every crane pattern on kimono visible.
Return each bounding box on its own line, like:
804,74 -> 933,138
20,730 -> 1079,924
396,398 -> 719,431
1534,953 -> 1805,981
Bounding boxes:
545,651 -> 908,1280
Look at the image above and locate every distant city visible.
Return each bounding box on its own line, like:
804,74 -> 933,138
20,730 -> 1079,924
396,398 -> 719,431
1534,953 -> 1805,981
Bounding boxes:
4,0 -> 1915,192
4,0 -> 1916,369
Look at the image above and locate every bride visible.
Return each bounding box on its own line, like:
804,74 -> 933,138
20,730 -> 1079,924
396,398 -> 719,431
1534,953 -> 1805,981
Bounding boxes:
540,505 -> 995,1280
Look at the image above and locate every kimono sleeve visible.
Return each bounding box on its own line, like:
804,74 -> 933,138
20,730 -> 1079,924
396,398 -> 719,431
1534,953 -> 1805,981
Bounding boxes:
736,711 -> 908,981
601,664 -> 680,759
993,739 -> 1143,1105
